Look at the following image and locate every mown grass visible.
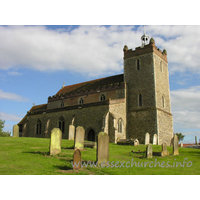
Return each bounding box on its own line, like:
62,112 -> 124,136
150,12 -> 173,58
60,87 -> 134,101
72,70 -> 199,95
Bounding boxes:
0,137 -> 200,175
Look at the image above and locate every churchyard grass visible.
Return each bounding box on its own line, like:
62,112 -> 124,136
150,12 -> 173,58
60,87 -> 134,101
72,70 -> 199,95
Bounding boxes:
0,137 -> 200,175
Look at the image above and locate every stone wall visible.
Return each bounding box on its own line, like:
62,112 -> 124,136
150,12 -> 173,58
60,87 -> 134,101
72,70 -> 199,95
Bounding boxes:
124,43 -> 173,145
25,104 -> 109,140
124,52 -> 156,142
157,109 -> 173,146
109,99 -> 126,143
47,88 -> 125,109
23,100 -> 126,143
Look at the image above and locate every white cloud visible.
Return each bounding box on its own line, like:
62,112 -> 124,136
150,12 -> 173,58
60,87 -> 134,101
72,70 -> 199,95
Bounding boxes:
0,89 -> 29,102
0,112 -> 22,122
1,25 -> 199,77
147,25 -> 200,75
0,25 -> 139,77
7,71 -> 22,76
171,86 -> 200,130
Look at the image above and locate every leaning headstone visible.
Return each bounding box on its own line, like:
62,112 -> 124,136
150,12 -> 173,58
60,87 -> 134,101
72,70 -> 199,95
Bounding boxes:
68,125 -> 75,140
13,124 -> 19,137
74,126 -> 85,150
97,132 -> 109,165
161,143 -> 169,156
153,134 -> 158,145
49,128 -> 62,156
173,134 -> 179,155
145,132 -> 150,145
73,149 -> 81,170
146,144 -> 152,158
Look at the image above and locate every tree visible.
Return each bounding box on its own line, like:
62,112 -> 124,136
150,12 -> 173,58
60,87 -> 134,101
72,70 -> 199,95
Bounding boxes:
0,119 -> 11,137
175,132 -> 185,142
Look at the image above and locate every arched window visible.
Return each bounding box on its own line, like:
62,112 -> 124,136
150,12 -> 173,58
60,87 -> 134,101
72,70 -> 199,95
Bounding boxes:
118,118 -> 123,133
160,61 -> 163,72
139,94 -> 142,106
137,59 -> 140,70
36,119 -> 41,135
79,98 -> 84,105
58,116 -> 65,134
100,94 -> 105,101
61,101 -> 64,107
162,96 -> 165,108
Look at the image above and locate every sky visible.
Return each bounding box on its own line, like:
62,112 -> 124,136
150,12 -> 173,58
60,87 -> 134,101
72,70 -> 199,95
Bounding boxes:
0,25 -> 200,143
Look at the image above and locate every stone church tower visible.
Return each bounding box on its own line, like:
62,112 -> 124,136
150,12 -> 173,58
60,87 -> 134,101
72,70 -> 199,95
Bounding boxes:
123,32 -> 173,145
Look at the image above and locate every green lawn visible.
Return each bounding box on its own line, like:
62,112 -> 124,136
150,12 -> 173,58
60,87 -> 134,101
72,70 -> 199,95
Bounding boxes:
0,137 -> 199,175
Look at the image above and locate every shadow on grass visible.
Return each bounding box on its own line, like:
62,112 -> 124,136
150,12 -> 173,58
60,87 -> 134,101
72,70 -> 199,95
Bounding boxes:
53,165 -> 73,170
62,146 -> 74,150
22,151 -> 49,156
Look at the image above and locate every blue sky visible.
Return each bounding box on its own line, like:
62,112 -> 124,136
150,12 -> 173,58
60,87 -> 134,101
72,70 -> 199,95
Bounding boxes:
0,25 -> 200,144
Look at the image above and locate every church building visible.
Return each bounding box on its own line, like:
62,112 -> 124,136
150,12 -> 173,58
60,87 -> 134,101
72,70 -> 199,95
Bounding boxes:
18,32 -> 173,145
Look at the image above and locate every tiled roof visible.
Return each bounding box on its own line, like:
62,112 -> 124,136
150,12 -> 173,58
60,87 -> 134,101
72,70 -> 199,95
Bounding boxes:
56,74 -> 124,95
29,104 -> 47,112
18,104 -> 47,125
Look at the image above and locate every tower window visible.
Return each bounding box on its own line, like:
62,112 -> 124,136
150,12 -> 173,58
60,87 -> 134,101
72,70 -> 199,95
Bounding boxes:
61,101 -> 64,107
79,98 -> 84,105
139,94 -> 142,106
137,59 -> 140,70
162,96 -> 165,108
36,119 -> 41,135
118,118 -> 123,133
160,61 -> 163,72
100,94 -> 105,101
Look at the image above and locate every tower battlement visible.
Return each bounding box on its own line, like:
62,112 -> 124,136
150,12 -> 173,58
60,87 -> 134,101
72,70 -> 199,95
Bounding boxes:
123,39 -> 168,62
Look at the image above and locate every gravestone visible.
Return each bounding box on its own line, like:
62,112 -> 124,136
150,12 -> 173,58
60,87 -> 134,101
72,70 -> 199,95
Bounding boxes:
73,149 -> 81,170
161,143 -> 169,156
146,144 -> 152,158
68,125 -> 75,140
13,124 -> 19,137
195,136 -> 197,145
97,132 -> 109,165
145,132 -> 150,145
134,139 -> 139,146
74,126 -> 85,150
153,134 -> 158,145
49,128 -> 62,156
173,134 -> 179,155
180,143 -> 183,148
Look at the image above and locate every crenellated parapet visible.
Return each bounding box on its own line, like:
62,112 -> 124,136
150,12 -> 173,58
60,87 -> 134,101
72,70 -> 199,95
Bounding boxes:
48,82 -> 126,103
123,38 -> 168,62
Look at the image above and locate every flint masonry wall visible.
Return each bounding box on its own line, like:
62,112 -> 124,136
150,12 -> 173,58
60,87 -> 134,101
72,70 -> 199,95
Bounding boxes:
109,99 -> 126,143
25,99 -> 126,143
124,43 -> 173,145
124,51 -> 157,143
25,103 -> 110,140
154,53 -> 173,145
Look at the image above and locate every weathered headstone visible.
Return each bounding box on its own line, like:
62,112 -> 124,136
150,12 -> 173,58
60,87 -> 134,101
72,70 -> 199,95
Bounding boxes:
195,136 -> 197,145
68,125 -> 75,140
145,132 -> 150,145
74,126 -> 85,150
173,134 -> 179,155
134,139 -> 139,146
146,144 -> 152,158
73,149 -> 81,170
97,132 -> 109,165
153,134 -> 158,145
13,124 -> 19,137
161,143 -> 169,156
49,128 -> 62,156
180,143 -> 183,148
